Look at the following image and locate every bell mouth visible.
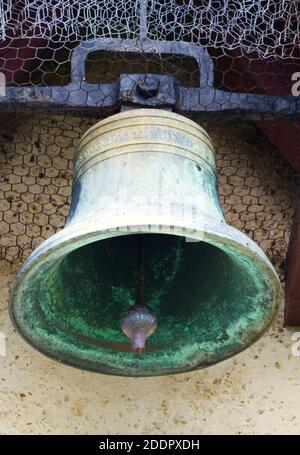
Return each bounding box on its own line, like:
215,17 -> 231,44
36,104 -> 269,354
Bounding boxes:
10,226 -> 280,377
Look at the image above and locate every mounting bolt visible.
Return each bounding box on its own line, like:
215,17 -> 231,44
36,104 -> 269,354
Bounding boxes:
136,76 -> 160,99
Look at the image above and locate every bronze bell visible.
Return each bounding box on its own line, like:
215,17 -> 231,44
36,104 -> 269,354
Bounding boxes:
10,109 -> 281,376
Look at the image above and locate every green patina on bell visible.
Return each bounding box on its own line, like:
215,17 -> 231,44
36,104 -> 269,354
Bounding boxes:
10,109 -> 281,376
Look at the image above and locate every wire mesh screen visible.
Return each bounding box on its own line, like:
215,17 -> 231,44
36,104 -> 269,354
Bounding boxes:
0,1 -> 299,59
0,1 -> 298,114
0,1 -> 299,278
0,1 -> 298,105
0,112 -> 296,280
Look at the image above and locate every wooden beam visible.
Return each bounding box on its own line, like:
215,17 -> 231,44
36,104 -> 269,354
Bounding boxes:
212,48 -> 300,174
285,202 -> 300,325
259,122 -> 300,175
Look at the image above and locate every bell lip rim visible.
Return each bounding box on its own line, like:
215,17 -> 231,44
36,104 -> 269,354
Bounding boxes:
10,217 -> 281,310
11,214 -> 280,277
7,315 -> 279,378
9,220 -> 281,377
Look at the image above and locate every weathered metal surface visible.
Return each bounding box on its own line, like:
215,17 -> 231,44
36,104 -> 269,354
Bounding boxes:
121,304 -> 157,352
10,109 -> 281,376
285,203 -> 300,326
0,38 -> 299,120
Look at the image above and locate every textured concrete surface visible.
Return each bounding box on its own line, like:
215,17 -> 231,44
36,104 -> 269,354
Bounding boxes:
0,114 -> 299,434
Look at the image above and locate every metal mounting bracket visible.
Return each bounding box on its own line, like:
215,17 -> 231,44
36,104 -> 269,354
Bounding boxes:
0,38 -> 299,120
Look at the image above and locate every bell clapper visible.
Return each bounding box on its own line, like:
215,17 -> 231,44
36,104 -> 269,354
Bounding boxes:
120,304 -> 157,353
121,235 -> 157,353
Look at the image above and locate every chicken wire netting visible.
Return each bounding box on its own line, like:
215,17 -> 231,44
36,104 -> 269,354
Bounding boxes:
0,1 -> 299,59
0,1 -> 299,273
0,1 -> 298,98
